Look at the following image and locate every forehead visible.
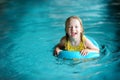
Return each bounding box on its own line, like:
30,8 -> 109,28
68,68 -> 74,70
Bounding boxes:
69,19 -> 80,24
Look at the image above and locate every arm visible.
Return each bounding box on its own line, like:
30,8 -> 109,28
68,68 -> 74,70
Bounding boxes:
81,36 -> 100,55
53,36 -> 66,56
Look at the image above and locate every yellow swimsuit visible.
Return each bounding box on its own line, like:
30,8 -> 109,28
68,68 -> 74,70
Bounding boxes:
65,36 -> 86,51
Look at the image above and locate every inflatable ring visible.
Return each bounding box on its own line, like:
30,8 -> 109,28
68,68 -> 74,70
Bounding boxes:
58,36 -> 100,60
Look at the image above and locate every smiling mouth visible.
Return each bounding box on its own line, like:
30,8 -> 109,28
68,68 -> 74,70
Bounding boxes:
71,32 -> 77,36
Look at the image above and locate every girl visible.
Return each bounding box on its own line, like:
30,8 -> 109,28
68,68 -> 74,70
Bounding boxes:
54,16 -> 99,56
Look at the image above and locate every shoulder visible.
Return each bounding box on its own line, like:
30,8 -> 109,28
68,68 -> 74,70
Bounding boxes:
83,35 -> 96,48
83,35 -> 90,43
60,36 -> 67,44
82,35 -> 86,41
82,35 -> 92,46
56,36 -> 67,49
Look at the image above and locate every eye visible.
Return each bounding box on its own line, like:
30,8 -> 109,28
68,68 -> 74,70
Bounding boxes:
75,26 -> 78,28
68,26 -> 72,28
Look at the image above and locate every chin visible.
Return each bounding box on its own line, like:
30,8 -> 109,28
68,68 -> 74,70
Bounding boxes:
71,36 -> 77,39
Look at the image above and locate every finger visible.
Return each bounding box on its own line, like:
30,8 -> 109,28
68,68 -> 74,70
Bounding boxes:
82,51 -> 86,56
81,50 -> 85,56
83,51 -> 87,56
82,50 -> 88,56
80,50 -> 83,55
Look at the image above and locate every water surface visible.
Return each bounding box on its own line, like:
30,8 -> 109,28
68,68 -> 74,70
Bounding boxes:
0,0 -> 120,80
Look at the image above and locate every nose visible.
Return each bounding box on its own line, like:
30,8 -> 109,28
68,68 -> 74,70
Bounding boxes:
71,26 -> 75,31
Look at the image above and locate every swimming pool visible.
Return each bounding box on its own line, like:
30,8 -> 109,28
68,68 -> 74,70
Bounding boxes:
0,0 -> 120,80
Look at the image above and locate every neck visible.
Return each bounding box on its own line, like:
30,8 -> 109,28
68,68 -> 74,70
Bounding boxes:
69,36 -> 81,46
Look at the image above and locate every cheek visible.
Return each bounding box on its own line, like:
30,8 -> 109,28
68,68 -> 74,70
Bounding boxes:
67,28 -> 71,32
78,27 -> 83,32
67,30 -> 71,34
66,29 -> 71,35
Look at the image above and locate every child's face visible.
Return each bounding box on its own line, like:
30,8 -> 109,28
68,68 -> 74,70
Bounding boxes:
67,19 -> 82,38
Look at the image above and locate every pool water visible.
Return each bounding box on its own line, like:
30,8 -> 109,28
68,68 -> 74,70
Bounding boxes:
0,0 -> 120,80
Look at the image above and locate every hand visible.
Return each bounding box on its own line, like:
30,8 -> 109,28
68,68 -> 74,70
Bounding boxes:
54,48 -> 62,56
80,49 -> 90,56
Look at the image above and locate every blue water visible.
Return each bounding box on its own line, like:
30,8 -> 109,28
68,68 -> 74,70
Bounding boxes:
0,0 -> 120,80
